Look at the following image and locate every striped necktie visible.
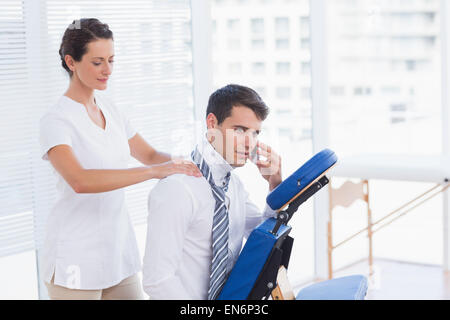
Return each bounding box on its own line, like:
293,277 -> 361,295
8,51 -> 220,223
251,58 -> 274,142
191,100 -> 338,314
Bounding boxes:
191,147 -> 231,300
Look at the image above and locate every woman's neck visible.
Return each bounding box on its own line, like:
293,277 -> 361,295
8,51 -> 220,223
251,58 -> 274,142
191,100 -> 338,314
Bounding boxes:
64,76 -> 96,107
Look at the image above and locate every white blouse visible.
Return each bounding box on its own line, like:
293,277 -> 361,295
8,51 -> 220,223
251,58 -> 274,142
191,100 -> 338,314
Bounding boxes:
39,93 -> 141,290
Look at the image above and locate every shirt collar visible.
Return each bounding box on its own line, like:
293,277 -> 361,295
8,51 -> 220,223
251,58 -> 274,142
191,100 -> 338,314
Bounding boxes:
197,134 -> 234,187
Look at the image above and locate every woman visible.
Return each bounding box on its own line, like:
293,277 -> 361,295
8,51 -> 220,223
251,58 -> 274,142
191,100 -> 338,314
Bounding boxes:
39,18 -> 201,300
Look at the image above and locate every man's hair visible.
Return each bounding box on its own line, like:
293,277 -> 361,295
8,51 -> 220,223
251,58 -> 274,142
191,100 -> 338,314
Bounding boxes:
206,84 -> 269,124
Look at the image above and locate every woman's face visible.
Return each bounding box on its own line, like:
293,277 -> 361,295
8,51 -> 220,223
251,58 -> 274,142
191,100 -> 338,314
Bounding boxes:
66,38 -> 114,90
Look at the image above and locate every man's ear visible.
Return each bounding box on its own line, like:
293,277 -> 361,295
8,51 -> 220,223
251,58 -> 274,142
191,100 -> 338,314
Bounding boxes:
206,113 -> 218,129
206,113 -> 220,144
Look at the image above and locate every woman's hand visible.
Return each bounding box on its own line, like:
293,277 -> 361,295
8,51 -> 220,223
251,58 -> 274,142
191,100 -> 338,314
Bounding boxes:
148,159 -> 202,179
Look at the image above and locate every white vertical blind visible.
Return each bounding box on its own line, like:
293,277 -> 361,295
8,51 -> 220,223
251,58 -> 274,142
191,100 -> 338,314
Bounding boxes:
0,0 -> 195,257
0,0 -> 35,257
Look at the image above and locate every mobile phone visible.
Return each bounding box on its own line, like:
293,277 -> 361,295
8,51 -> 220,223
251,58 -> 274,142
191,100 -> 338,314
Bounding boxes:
250,145 -> 258,163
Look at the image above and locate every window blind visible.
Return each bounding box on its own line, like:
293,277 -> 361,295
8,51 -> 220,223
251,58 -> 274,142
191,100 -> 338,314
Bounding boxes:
0,0 -> 36,257
0,0 -> 195,257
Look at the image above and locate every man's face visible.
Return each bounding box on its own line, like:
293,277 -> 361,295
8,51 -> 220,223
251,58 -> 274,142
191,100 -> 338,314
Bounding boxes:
207,105 -> 262,167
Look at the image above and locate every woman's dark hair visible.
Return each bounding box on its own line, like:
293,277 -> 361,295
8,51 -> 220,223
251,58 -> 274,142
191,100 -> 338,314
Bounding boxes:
59,18 -> 113,77
206,84 -> 269,124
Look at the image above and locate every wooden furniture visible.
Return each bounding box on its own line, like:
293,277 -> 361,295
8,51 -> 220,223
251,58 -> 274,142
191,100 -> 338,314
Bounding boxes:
328,154 -> 450,279
271,266 -> 295,300
328,179 -> 373,279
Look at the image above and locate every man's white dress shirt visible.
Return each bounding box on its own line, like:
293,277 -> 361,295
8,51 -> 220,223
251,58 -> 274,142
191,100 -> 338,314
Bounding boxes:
142,137 -> 276,299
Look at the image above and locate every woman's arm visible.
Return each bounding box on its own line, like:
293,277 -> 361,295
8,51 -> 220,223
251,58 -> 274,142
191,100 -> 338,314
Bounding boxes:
47,144 -> 201,194
128,133 -> 172,165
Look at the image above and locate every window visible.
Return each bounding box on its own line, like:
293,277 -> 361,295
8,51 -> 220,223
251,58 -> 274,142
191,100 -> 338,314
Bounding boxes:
328,0 -> 442,156
276,38 -> 290,49
326,0 -> 443,269
300,61 -> 311,74
300,37 -> 310,49
251,39 -> 265,50
275,17 -> 290,34
300,86 -> 311,99
227,18 -> 241,33
406,60 -> 416,71
251,62 -> 266,75
391,103 -> 407,112
254,86 -> 267,98
276,62 -> 291,75
229,62 -> 242,75
381,86 -> 401,95
251,18 -> 264,34
276,86 -> 292,99
227,38 -> 241,50
299,16 -> 310,36
354,87 -> 364,96
278,127 -> 293,138
330,86 -> 345,96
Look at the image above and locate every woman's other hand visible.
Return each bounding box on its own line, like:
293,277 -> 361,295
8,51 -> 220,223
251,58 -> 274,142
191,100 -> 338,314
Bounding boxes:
148,159 -> 202,179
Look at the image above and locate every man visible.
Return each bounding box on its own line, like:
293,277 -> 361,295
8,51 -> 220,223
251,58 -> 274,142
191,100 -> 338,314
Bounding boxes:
142,84 -> 282,300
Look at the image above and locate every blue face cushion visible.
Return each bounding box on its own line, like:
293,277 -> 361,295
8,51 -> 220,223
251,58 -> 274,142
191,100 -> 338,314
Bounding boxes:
266,148 -> 338,211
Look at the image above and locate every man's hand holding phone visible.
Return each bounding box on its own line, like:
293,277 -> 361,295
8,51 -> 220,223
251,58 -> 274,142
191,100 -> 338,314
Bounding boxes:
251,141 -> 282,191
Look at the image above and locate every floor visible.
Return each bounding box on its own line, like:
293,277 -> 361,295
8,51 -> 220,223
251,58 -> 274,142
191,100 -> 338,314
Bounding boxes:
295,258 -> 450,300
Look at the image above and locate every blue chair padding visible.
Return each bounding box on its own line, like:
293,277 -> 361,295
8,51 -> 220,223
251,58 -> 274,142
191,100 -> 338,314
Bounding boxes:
266,149 -> 337,211
219,148 -> 345,300
218,218 -> 291,300
296,275 -> 368,300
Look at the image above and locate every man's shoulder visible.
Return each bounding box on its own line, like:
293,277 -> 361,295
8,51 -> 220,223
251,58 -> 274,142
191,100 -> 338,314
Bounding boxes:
147,174 -> 212,216
151,174 -> 209,197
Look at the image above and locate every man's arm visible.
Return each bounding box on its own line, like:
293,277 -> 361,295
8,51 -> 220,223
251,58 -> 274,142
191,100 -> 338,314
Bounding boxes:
239,179 -> 277,239
142,176 -> 194,299
244,196 -> 277,238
